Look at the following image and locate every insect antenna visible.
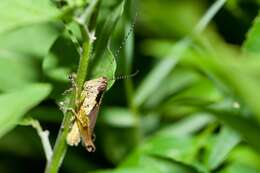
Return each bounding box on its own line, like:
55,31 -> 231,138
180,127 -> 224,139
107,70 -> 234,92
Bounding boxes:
103,12 -> 138,80
108,70 -> 139,81
113,12 -> 138,62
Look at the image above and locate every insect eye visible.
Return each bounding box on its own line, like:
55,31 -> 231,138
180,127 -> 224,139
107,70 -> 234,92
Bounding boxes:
91,134 -> 96,141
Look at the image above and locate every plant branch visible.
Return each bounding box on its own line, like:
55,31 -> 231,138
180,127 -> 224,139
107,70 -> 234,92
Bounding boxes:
44,5 -> 95,172
20,118 -> 53,162
33,121 -> 53,162
44,40 -> 92,173
45,0 -> 101,171
75,0 -> 99,42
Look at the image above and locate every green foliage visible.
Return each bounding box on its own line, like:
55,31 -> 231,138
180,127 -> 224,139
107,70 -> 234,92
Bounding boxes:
243,10 -> 260,53
206,127 -> 240,170
134,39 -> 191,107
1,0 -> 260,173
0,84 -> 52,138
0,0 -> 61,34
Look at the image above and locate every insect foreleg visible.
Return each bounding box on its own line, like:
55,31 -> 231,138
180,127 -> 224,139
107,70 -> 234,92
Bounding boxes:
68,73 -> 81,106
66,108 -> 78,117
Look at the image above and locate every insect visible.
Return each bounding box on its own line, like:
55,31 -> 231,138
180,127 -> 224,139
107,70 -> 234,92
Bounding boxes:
66,75 -> 108,152
65,13 -> 138,152
66,71 -> 138,152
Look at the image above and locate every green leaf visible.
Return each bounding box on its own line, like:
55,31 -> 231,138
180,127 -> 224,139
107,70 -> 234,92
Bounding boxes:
91,167 -> 154,173
92,1 -> 125,63
243,11 -> 260,54
142,155 -> 198,173
0,22 -> 63,57
42,33 -> 80,97
0,23 -> 62,91
141,39 -> 175,58
134,38 -> 191,107
142,135 -> 197,165
139,0 -> 205,37
206,127 -> 241,170
110,0 -> 135,74
218,162 -> 260,173
93,155 -> 197,173
208,109 -> 260,153
144,68 -> 200,108
160,77 -> 222,111
229,146 -> 260,170
218,146 -> 260,173
90,47 -> 117,90
0,83 -> 52,138
0,0 -> 62,34
43,49 -> 75,82
186,39 -> 260,124
99,107 -> 136,127
0,51 -> 41,91
88,1 -> 125,90
158,113 -> 213,137
121,127 -> 208,172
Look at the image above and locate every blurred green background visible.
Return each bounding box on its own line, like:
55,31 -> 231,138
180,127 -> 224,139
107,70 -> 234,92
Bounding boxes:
1,0 -> 260,173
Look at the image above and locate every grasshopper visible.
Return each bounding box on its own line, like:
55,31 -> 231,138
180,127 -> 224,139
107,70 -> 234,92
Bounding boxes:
66,74 -> 108,152
64,13 -> 137,152
65,71 -> 138,152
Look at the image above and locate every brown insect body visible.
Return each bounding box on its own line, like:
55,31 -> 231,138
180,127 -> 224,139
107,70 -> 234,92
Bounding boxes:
67,77 -> 108,152
79,77 -> 108,152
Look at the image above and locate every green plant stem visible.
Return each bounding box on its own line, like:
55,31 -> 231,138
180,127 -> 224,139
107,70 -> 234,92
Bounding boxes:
45,1 -> 100,171
20,118 -> 53,162
44,41 -> 92,173
194,0 -> 226,34
76,42 -> 92,88
32,120 -> 53,162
